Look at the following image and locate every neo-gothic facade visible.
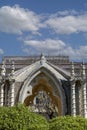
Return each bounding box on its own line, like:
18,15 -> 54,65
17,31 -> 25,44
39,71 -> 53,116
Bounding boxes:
0,55 -> 87,118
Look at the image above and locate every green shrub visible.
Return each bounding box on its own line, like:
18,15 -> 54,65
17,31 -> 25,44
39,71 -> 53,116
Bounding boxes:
0,104 -> 49,130
1,105 -> 87,130
49,116 -> 87,130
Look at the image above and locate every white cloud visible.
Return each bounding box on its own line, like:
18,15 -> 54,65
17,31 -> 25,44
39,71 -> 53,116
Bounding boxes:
63,45 -> 87,60
0,6 -> 87,60
23,38 -> 87,60
77,46 -> 87,58
0,5 -> 41,34
0,49 -> 4,55
24,39 -> 65,54
45,12 -> 87,34
1,6 -> 87,35
56,10 -> 78,16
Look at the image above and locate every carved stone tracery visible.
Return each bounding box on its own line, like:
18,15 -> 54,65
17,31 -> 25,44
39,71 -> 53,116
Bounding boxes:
24,78 -> 62,116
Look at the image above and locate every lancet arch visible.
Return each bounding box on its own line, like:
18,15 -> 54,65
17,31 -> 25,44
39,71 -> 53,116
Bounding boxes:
19,66 -> 67,116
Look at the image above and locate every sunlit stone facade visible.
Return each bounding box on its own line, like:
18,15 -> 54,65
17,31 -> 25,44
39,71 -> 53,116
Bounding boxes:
0,55 -> 87,118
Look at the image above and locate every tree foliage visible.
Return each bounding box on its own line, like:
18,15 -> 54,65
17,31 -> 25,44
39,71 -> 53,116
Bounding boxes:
0,104 -> 49,130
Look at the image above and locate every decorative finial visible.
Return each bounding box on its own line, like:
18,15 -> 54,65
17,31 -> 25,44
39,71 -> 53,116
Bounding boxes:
10,61 -> 15,77
82,61 -> 85,76
40,53 -> 46,65
71,62 -> 75,77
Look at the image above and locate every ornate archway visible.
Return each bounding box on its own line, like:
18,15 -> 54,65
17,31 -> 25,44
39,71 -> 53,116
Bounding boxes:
24,78 -> 62,117
18,61 -> 68,117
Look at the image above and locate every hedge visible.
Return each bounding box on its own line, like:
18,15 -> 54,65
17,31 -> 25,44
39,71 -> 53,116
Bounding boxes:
0,104 -> 49,130
0,104 -> 87,130
49,116 -> 87,130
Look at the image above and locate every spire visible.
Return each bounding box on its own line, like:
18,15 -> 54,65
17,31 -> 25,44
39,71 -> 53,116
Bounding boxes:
82,61 -> 87,118
10,61 -> 15,78
71,62 -> 76,117
0,59 -> 6,106
82,61 -> 86,77
71,62 -> 75,77
10,61 -> 15,106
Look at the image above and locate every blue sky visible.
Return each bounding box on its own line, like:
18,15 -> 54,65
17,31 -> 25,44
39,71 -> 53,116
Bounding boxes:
0,0 -> 87,61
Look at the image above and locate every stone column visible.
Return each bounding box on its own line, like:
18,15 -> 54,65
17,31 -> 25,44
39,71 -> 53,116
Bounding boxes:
0,84 -> 4,106
0,60 -> 6,106
10,81 -> 15,106
79,85 -> 83,116
71,62 -> 76,116
82,62 -> 87,118
10,61 -> 15,106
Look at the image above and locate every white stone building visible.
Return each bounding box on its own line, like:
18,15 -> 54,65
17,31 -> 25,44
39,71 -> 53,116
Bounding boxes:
0,55 -> 87,118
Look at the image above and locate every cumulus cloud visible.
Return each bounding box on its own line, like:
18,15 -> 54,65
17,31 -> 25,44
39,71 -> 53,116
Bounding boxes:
45,11 -> 87,34
0,6 -> 87,60
23,38 -> 87,60
0,5 -> 41,34
24,39 -> 65,54
53,10 -> 78,16
1,6 -> 87,35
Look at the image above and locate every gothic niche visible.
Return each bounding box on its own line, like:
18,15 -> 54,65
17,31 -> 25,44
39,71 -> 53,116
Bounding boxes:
24,78 -> 62,119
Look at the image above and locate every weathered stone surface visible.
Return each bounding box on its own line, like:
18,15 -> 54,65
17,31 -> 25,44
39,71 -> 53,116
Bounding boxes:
0,55 -> 87,118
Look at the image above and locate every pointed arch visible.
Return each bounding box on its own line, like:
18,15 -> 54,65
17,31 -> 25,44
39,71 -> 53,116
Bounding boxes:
19,66 -> 67,115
